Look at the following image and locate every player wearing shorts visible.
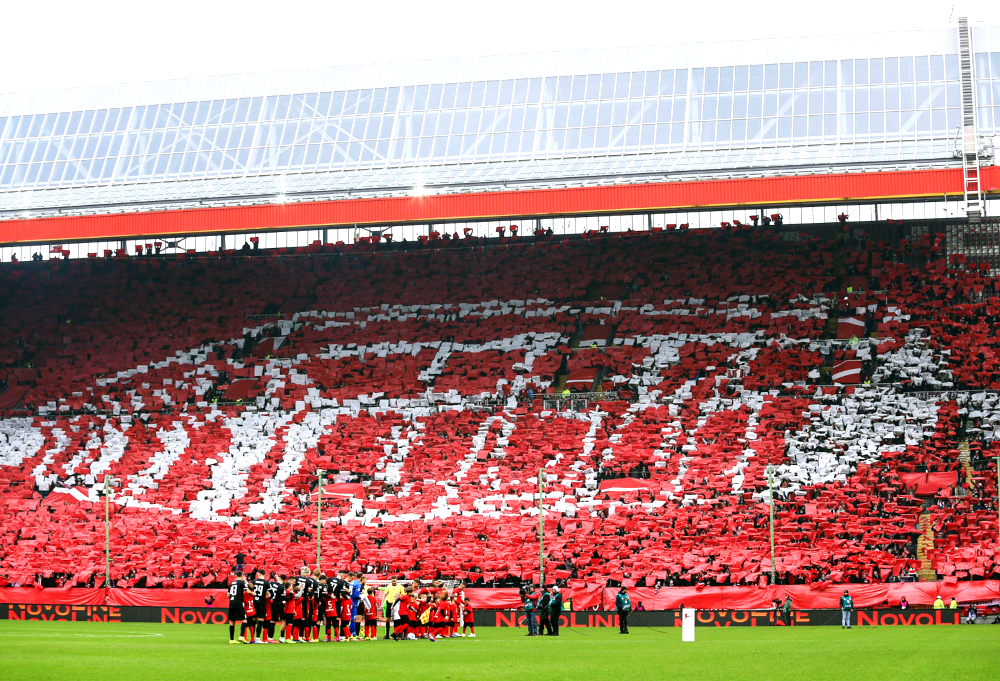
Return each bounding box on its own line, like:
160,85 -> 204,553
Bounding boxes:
292,567 -> 312,642
391,592 -> 405,640
444,595 -> 456,637
417,594 -> 432,639
241,579 -> 258,643
321,576 -> 338,642
462,597 -> 476,637
446,594 -> 457,638
303,569 -> 319,643
404,589 -> 418,638
329,572 -> 345,641
249,570 -> 269,643
453,584 -> 465,632
363,587 -> 379,640
441,594 -> 453,638
336,571 -> 353,641
425,595 -> 440,641
393,589 -> 411,640
227,572 -> 247,644
266,574 -> 284,644
280,577 -> 297,642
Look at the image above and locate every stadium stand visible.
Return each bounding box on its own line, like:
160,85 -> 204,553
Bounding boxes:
0,223 -> 997,592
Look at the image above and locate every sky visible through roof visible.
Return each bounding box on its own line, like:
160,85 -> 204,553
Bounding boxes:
3,0 -> 998,94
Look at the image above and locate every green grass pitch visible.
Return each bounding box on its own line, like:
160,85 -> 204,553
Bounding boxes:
0,620 -> 995,681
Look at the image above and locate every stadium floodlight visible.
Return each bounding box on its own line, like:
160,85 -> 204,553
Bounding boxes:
316,469 -> 325,572
102,475 -> 121,589
539,469 -> 546,588
767,465 -> 776,585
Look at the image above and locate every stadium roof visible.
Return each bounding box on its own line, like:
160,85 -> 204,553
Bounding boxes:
0,23 -> 998,239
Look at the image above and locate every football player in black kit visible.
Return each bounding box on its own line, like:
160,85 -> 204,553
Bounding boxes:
320,575 -> 336,642
310,568 -> 324,642
227,572 -> 247,644
265,573 -> 285,644
249,569 -> 270,643
293,567 -> 315,642
331,570 -> 351,640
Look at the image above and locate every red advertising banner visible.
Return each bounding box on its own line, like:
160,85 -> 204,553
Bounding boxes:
0,581 -> 995,611
483,609 -> 962,628
0,586 -> 522,609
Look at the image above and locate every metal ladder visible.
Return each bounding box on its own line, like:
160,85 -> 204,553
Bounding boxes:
958,17 -> 983,221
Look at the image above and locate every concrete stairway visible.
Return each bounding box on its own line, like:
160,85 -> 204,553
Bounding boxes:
916,510 -> 938,581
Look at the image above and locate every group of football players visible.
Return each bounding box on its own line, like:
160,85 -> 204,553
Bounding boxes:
226,567 -> 476,644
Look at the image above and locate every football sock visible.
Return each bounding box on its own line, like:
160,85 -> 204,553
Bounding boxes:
229,624 -> 235,641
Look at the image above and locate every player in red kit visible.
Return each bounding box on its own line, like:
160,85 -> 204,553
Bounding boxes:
462,597 -> 476,637
320,576 -> 336,642
446,595 -> 458,637
363,587 -> 379,639
242,584 -> 257,643
279,577 -> 296,642
416,594 -> 431,639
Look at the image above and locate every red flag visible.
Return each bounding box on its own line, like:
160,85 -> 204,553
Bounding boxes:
836,317 -> 866,338
832,360 -> 862,384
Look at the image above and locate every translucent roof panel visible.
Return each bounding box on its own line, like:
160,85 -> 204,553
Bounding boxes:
0,25 -> 984,218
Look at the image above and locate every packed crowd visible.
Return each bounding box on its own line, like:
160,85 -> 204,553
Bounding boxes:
0,223 -> 997,593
